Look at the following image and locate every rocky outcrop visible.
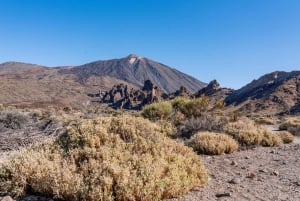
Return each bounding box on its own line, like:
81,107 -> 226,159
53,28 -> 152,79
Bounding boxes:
194,80 -> 233,102
225,71 -> 300,115
101,80 -> 168,110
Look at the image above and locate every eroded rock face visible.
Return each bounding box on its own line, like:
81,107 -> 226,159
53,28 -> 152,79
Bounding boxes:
196,80 -> 220,97
101,80 -> 168,110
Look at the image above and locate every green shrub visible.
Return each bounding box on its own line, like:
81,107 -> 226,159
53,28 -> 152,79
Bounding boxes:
189,132 -> 238,155
0,116 -> 208,201
171,97 -> 209,118
141,101 -> 172,120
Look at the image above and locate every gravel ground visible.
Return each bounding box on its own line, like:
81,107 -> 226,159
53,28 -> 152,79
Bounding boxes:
168,143 -> 300,201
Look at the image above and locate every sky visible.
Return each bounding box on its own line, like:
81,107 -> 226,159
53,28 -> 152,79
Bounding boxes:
0,0 -> 299,89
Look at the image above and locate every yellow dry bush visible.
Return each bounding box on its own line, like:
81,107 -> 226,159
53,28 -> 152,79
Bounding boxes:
277,131 -> 294,144
223,120 -> 263,146
0,116 -> 208,201
189,132 -> 238,155
224,119 -> 282,147
279,117 -> 300,130
261,130 -> 282,147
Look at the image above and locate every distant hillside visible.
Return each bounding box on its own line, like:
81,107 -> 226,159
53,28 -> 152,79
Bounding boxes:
0,55 -> 206,107
225,71 -> 300,115
60,54 -> 206,93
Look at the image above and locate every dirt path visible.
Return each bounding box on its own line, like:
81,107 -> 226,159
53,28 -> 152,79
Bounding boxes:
168,144 -> 300,201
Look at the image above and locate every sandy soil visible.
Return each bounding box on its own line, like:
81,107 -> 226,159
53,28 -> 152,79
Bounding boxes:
168,143 -> 300,201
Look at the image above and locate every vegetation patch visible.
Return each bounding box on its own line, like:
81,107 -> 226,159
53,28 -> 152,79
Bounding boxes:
0,116 -> 208,201
223,119 -> 282,147
189,132 -> 238,155
141,101 -> 173,120
277,131 -> 294,144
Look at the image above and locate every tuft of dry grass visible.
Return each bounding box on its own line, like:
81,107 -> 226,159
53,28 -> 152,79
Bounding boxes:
223,119 -> 282,147
261,130 -> 283,147
0,116 -> 208,201
277,131 -> 294,144
189,132 -> 238,155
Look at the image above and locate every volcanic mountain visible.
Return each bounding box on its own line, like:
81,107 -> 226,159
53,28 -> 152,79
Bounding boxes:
0,55 -> 205,107
225,71 -> 300,115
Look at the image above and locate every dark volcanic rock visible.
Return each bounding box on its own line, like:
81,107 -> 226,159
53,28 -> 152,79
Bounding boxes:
194,80 -> 233,102
101,80 -> 167,110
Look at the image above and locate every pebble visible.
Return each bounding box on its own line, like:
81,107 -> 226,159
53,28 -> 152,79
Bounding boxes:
294,181 -> 300,186
215,192 -> 232,197
229,178 -> 241,184
270,150 -> 276,154
259,169 -> 269,173
248,172 -> 256,179
272,171 -> 279,176
231,161 -> 238,166
245,156 -> 251,159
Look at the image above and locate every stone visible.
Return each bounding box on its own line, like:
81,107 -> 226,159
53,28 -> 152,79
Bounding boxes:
229,177 -> 241,184
259,169 -> 269,173
215,192 -> 231,197
245,156 -> 251,159
272,171 -> 279,176
231,160 -> 238,166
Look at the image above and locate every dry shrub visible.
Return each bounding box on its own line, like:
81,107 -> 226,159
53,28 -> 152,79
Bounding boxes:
287,126 -> 300,136
254,116 -> 276,125
189,132 -> 238,155
224,119 -> 282,147
0,116 -> 208,201
278,131 -> 294,144
261,130 -> 282,147
178,114 -> 228,138
279,118 -> 300,130
155,119 -> 177,138
0,111 -> 31,130
141,101 -> 172,120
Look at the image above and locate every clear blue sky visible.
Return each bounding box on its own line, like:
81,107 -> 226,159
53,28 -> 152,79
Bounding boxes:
0,0 -> 299,89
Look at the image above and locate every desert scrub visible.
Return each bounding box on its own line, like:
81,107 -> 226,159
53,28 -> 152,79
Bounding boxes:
171,97 -> 209,118
279,117 -> 300,130
189,132 -> 238,155
260,130 -> 282,147
178,114 -> 228,138
277,131 -> 294,144
0,116 -> 208,201
223,119 -> 282,147
0,111 -> 31,130
288,126 -> 300,136
141,101 -> 172,120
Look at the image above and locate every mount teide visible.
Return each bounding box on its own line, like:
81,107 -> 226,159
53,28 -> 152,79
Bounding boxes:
0,55 -> 206,107
59,54 -> 206,93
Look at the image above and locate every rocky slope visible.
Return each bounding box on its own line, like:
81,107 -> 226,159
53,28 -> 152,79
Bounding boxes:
0,55 -> 206,108
225,71 -> 300,115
